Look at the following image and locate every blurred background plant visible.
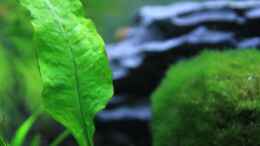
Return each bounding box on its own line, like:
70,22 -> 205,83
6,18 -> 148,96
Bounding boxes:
0,0 -> 41,139
85,0 -> 175,42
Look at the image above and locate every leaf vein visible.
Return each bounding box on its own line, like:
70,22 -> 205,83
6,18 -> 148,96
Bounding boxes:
43,0 -> 91,145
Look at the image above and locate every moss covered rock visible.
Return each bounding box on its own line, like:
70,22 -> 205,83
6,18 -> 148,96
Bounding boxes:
152,49 -> 260,146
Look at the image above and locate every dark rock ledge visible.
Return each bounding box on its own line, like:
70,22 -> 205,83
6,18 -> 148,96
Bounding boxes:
96,1 -> 260,146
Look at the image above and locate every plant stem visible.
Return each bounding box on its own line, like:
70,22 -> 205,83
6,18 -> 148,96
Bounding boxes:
50,130 -> 70,146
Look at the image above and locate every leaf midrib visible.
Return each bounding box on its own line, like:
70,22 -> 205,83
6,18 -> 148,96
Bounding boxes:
43,0 -> 91,145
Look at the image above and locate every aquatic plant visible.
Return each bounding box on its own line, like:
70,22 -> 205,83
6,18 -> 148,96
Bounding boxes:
0,136 -> 7,146
152,49 -> 260,146
7,0 -> 114,145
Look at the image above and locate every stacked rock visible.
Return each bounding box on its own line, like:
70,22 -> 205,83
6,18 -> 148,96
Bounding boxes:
96,1 -> 260,146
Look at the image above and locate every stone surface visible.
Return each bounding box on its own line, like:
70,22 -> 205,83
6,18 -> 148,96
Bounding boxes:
108,1 -> 260,98
96,1 -> 260,146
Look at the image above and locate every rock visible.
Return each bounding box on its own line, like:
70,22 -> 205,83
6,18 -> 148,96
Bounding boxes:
96,1 -> 260,146
98,104 -> 150,122
108,1 -> 260,97
238,37 -> 260,48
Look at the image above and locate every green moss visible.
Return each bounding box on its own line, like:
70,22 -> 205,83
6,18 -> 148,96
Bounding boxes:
152,49 -> 260,146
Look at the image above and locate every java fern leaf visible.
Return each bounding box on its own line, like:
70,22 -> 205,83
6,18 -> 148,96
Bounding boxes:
20,0 -> 114,146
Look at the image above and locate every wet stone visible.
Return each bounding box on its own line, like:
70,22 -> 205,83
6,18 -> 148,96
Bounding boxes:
96,1 -> 260,146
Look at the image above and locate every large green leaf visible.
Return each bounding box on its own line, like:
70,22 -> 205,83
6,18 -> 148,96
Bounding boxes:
19,0 -> 114,146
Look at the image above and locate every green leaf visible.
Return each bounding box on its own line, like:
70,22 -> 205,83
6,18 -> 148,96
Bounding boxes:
19,0 -> 114,146
50,130 -> 70,146
0,136 -> 7,146
11,112 -> 40,146
30,134 -> 41,146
